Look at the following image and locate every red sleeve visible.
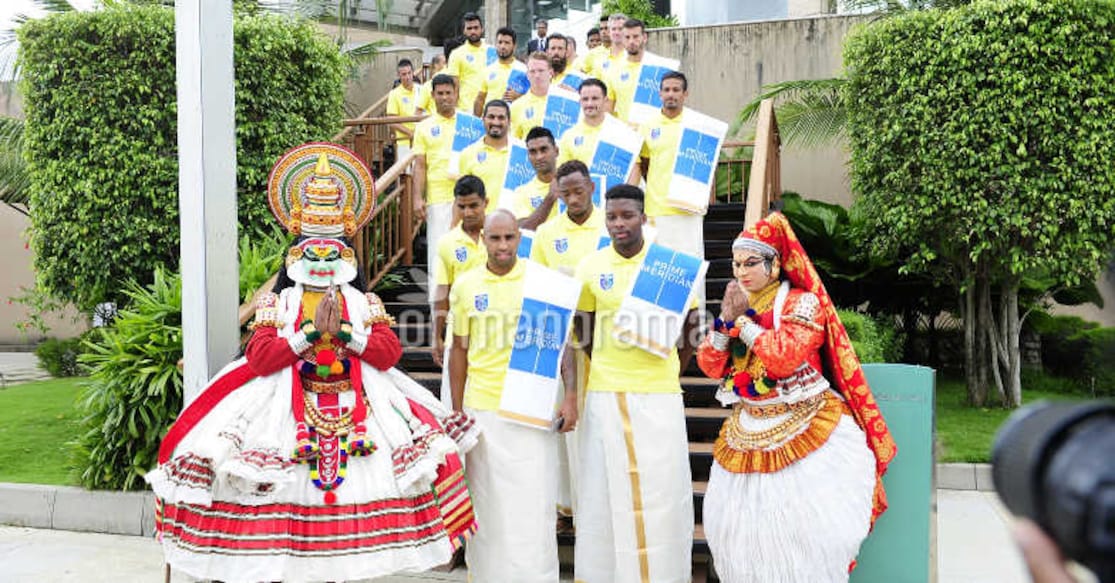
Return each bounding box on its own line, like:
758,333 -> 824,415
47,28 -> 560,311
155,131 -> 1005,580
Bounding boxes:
751,292 -> 826,379
696,335 -> 731,380
358,323 -> 403,371
245,326 -> 300,377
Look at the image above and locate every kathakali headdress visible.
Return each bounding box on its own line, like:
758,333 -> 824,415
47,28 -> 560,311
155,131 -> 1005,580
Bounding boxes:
736,212 -> 897,528
267,142 -> 376,287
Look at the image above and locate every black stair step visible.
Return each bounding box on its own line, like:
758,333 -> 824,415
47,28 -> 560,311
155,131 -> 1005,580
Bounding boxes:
391,322 -> 434,347
686,407 -> 730,443
386,301 -> 429,320
705,258 -> 732,279
703,239 -> 735,260
693,481 -> 707,524
375,281 -> 427,302
399,347 -> 441,373
682,379 -> 720,408
706,278 -> 730,300
704,221 -> 746,241
705,202 -> 745,222
689,441 -> 714,482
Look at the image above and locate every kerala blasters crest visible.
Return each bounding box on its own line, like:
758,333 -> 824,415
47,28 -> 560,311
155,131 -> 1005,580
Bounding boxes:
531,195 -> 544,209
554,237 -> 569,254
474,293 -> 489,312
466,54 -> 475,63
599,273 -> 614,291
650,128 -> 661,140
454,246 -> 468,263
526,107 -> 535,119
478,151 -> 488,163
489,71 -> 497,81
620,72 -> 630,82
432,126 -> 441,138
574,135 -> 584,147
403,96 -> 410,104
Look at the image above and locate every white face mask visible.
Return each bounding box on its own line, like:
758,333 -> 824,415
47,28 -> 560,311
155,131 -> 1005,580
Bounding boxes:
286,240 -> 358,287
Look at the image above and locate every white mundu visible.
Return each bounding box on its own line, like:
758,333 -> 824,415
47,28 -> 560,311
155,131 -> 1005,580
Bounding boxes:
465,409 -> 560,582
575,391 -> 694,583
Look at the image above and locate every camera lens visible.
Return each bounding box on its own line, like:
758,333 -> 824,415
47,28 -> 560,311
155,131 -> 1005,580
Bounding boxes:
992,401 -> 1115,582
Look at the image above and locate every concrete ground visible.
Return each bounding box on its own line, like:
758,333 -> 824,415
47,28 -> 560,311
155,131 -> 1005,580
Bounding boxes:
0,351 -> 50,386
0,490 -> 1049,583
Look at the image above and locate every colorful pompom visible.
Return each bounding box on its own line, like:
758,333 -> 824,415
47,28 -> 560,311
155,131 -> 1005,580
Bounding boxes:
316,349 -> 337,366
323,490 -> 337,505
316,364 -> 332,378
329,360 -> 345,375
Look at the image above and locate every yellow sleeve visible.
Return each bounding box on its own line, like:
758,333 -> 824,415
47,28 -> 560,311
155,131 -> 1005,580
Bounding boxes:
449,276 -> 470,337
446,51 -> 462,78
556,133 -> 572,165
435,239 -> 453,286
459,144 -> 477,176
531,225 -> 551,266
574,260 -> 596,312
412,125 -> 426,155
385,90 -> 399,116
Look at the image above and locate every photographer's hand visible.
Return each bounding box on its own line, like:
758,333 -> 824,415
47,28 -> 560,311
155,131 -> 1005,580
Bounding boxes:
1013,519 -> 1076,583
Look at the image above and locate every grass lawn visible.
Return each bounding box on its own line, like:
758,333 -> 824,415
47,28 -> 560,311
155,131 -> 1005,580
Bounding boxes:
0,377 -> 84,486
0,373 -> 1095,484
934,375 -> 1088,463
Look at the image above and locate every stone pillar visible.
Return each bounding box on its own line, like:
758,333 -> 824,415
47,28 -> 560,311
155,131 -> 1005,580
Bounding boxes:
484,0 -> 509,37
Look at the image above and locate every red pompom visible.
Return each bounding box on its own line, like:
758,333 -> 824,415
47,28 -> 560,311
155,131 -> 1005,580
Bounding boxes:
323,490 -> 337,505
732,371 -> 753,391
316,349 -> 337,366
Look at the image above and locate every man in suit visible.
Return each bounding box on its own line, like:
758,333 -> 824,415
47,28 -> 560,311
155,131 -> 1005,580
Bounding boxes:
527,18 -> 548,54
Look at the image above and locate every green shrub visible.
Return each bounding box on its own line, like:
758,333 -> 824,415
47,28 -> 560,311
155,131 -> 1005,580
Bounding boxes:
19,6 -> 346,313
34,337 -> 87,377
238,227 -> 291,303
836,309 -> 902,364
1077,327 -> 1115,397
1027,313 -> 1098,379
74,268 -> 182,490
71,232 -> 299,490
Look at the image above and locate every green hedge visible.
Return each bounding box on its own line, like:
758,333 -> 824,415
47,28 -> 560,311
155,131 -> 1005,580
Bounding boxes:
20,6 -> 346,313
836,309 -> 903,364
34,336 -> 87,377
73,228 -> 292,490
844,0 -> 1115,288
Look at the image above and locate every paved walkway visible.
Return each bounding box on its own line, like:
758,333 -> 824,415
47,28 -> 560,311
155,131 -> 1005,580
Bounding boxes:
0,351 -> 50,387
0,491 -> 1040,583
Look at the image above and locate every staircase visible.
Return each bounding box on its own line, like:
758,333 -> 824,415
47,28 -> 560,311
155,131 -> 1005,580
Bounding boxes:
374,202 -> 747,580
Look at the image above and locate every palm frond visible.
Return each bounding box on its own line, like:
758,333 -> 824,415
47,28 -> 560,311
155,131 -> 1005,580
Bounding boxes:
375,0 -> 393,31
733,78 -> 846,148
344,39 -> 389,62
0,116 -> 29,213
774,93 -> 847,148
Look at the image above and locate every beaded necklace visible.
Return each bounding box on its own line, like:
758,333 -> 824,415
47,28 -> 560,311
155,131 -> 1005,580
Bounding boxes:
724,280 -> 781,399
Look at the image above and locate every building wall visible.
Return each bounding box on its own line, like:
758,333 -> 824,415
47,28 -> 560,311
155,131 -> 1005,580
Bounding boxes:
345,46 -> 428,116
0,205 -> 87,345
647,15 -> 868,207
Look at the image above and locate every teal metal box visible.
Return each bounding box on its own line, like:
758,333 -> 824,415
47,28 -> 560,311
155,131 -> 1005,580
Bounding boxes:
851,364 -> 936,583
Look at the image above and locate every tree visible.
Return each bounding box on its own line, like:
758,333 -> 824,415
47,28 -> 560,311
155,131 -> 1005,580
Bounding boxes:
19,5 -> 346,312
733,0 -> 975,147
843,0 -> 1115,406
602,0 -> 679,28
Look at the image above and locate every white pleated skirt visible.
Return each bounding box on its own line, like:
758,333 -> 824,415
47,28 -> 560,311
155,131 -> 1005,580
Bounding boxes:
703,414 -> 876,583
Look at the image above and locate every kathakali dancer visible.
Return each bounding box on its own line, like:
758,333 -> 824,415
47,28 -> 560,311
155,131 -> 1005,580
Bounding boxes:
146,142 -> 479,583
696,212 -> 897,583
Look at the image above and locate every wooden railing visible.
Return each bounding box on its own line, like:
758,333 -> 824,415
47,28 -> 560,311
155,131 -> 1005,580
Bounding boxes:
744,99 -> 782,227
357,152 -> 422,290
236,97 -> 785,315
